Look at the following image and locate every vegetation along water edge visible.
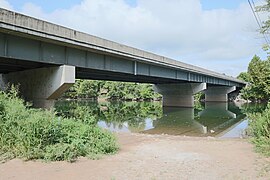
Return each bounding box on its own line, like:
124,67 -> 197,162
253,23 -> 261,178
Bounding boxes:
0,86 -> 118,163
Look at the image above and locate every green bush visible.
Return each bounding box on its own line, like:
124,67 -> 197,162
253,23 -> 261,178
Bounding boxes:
0,87 -> 118,162
248,103 -> 270,156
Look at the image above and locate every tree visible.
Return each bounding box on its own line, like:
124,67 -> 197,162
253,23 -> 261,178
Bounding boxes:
64,80 -> 103,99
103,81 -> 128,100
237,72 -> 250,82
239,1 -> 270,101
239,55 -> 270,102
255,0 -> 270,53
63,80 -> 161,101
256,0 -> 270,35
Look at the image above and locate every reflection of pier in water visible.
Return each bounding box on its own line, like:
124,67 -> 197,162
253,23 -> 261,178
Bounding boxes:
142,102 -> 246,137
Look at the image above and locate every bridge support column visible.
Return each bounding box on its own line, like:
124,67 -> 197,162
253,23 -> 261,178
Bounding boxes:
0,65 -> 75,108
154,83 -> 206,107
205,86 -> 236,102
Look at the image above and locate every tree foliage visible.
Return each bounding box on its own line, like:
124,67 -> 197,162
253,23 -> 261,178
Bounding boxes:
64,80 -> 161,101
238,1 -> 270,101
64,80 -> 104,99
239,55 -> 270,102
256,0 -> 270,34
237,72 -> 250,82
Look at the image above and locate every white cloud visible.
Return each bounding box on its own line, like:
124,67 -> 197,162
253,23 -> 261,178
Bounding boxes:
15,0 -> 267,76
0,0 -> 13,10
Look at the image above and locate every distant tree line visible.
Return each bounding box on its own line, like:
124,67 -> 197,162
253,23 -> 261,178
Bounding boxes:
63,80 -> 162,101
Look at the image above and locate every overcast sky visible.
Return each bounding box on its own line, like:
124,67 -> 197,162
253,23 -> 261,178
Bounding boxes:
0,0 -> 269,77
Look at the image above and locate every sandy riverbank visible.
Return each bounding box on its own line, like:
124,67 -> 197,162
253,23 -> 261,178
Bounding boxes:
0,133 -> 269,180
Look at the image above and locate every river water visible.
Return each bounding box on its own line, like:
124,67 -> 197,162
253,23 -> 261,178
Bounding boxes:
55,101 -> 266,138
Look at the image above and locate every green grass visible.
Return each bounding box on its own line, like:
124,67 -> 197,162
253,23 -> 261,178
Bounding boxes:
0,86 -> 118,162
248,103 -> 270,156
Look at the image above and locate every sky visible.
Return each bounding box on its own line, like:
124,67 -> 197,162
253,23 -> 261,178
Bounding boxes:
0,0 -> 269,77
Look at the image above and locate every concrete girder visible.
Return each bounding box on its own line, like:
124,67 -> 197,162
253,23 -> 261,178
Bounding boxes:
0,65 -> 75,108
154,83 -> 206,107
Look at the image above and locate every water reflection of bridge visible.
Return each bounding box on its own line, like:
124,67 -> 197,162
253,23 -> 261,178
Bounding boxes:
143,102 -> 246,137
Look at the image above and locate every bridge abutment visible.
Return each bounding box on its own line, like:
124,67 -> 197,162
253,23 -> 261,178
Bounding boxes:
0,65 -> 75,108
154,83 -> 206,107
204,86 -> 236,102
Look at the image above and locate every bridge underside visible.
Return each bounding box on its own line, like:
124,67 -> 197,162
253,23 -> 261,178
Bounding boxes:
0,57 -> 241,108
0,57 -> 186,84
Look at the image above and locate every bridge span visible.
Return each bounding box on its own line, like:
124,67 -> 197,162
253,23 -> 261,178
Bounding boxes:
0,8 -> 246,108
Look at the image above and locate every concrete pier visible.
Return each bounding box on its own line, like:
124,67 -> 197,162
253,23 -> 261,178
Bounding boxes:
205,86 -> 236,102
0,65 -> 75,108
154,83 -> 206,107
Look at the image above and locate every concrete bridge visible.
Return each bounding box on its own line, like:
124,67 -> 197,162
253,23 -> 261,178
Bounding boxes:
0,9 -> 246,108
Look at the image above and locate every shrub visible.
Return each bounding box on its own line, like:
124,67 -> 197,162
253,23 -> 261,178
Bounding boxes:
248,103 -> 270,156
0,87 -> 118,162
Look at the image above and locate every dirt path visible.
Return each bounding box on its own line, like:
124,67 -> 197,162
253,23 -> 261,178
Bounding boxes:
0,133 -> 269,180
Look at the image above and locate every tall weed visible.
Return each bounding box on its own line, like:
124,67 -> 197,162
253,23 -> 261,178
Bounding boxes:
248,103 -> 270,156
0,87 -> 118,162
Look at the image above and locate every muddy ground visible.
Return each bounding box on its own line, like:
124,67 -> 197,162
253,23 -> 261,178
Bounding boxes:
0,133 -> 269,180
